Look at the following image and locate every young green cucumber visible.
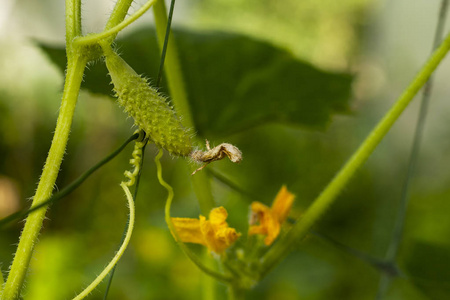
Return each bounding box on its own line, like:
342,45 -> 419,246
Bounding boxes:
105,50 -> 192,156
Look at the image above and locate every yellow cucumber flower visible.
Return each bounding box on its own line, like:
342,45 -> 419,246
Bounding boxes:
248,185 -> 295,246
171,206 -> 241,254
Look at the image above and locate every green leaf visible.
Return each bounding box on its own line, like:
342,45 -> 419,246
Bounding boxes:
38,28 -> 352,137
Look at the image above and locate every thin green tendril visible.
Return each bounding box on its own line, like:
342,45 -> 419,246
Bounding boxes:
123,133 -> 147,187
103,138 -> 148,300
71,182 -> 135,300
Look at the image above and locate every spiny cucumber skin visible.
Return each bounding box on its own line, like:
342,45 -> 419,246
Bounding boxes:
105,52 -> 192,157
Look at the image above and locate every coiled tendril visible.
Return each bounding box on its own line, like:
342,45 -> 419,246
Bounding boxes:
123,130 -> 147,187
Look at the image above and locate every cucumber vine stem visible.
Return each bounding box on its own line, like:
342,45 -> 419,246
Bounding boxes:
260,30 -> 450,278
2,2 -> 86,296
153,0 -> 194,130
66,0 -> 82,52
1,0 -> 149,297
152,2 -> 217,298
153,0 -> 214,215
1,53 -> 88,300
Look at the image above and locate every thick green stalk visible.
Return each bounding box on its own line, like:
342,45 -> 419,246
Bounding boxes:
1,53 -> 87,299
2,1 -> 155,298
0,2 -> 86,298
65,0 -> 82,51
260,30 -> 450,277
153,0 -> 214,214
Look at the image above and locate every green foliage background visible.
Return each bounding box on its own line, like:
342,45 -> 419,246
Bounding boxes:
1,0 -> 450,299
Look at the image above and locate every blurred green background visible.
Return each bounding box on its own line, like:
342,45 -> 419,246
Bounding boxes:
1,0 -> 450,299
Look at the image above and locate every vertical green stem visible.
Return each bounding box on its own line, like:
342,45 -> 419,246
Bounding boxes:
152,0 -> 214,214
1,1 -> 153,299
153,0 -> 195,129
1,53 -> 87,299
1,3 -> 86,298
153,4 -> 217,298
65,0 -> 82,51
260,30 -> 450,277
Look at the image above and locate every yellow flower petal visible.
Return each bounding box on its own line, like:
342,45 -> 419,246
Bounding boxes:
171,217 -> 206,245
271,185 -> 295,223
248,202 -> 280,246
209,206 -> 228,226
171,207 -> 240,254
248,186 -> 295,246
